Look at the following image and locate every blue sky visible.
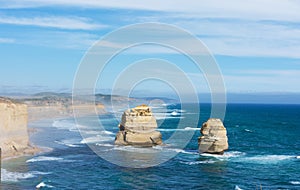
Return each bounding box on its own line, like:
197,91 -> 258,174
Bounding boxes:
0,0 -> 300,96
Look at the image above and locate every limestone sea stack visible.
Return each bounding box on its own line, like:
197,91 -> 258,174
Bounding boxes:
198,118 -> 229,155
115,104 -> 162,147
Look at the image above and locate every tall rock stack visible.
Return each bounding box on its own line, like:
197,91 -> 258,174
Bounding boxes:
198,118 -> 229,155
115,104 -> 162,147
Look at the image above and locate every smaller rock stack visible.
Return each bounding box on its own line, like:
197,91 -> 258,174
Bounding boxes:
198,118 -> 229,154
115,104 -> 162,147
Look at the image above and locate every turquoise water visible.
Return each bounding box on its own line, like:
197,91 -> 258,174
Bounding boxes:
1,104 -> 300,189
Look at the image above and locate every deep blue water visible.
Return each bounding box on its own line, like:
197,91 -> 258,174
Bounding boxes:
1,104 -> 300,189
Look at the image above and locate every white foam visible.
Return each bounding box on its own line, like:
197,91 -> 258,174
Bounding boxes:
151,145 -> 163,150
235,185 -> 243,190
166,148 -> 198,155
201,153 -> 296,163
36,182 -> 54,189
82,130 -> 114,136
1,169 -> 34,182
112,145 -> 198,155
201,151 -> 245,160
244,129 -> 252,132
52,120 -> 77,131
96,143 -> 114,147
157,128 -> 177,132
296,156 -> 300,159
290,181 -> 300,185
113,146 -> 159,153
1,169 -> 49,182
157,127 -> 198,132
156,116 -> 185,120
26,156 -> 63,163
52,120 -> 87,131
80,136 -> 115,144
184,127 -> 199,131
112,145 -> 196,155
180,160 -> 216,165
99,130 -> 114,135
83,130 -> 99,135
151,146 -> 198,155
30,171 -> 51,176
239,155 -> 295,164
55,140 -> 82,148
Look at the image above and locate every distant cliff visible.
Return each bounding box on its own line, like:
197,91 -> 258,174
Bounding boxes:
15,93 -> 176,121
21,93 -> 106,121
0,97 -> 37,159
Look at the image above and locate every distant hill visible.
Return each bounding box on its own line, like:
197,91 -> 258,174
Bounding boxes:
33,92 -> 71,98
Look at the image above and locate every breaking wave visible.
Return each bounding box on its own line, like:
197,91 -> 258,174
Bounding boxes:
52,120 -> 87,131
36,181 -> 54,188
180,160 -> 217,165
80,135 -> 115,144
200,152 -> 297,164
200,151 -> 245,161
55,139 -> 82,147
112,146 -> 160,153
290,181 -> 300,185
157,127 -> 199,132
26,156 -> 63,163
95,143 -> 114,147
155,116 -> 185,120
240,155 -> 295,164
235,185 -> 243,190
1,169 -> 50,182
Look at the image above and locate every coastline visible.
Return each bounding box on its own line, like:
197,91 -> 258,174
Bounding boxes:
1,100 -> 107,161
1,103 -> 300,189
2,124 -> 53,161
1,116 -> 73,161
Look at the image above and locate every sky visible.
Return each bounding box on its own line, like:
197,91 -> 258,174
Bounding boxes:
0,0 -> 300,99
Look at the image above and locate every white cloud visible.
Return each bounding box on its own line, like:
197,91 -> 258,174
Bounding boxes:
127,18 -> 300,58
1,0 -> 300,58
14,31 -> 98,49
0,38 -> 15,43
232,69 -> 300,77
0,15 -> 105,30
112,19 -> 300,58
2,0 -> 300,22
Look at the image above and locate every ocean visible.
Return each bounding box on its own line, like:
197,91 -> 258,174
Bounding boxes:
1,104 -> 300,189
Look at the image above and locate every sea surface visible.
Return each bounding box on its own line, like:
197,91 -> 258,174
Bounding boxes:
1,104 -> 300,189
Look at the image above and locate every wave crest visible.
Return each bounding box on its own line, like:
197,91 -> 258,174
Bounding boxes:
1,169 -> 50,182
26,156 -> 63,163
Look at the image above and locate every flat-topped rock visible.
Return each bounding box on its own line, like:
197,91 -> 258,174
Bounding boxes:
198,118 -> 229,154
115,104 -> 162,146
